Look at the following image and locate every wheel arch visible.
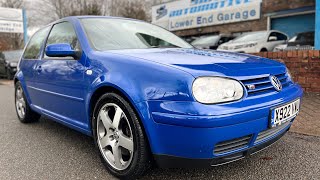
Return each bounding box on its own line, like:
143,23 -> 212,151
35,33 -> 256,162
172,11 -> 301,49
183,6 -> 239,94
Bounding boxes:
260,47 -> 268,52
88,84 -> 153,152
13,71 -> 33,106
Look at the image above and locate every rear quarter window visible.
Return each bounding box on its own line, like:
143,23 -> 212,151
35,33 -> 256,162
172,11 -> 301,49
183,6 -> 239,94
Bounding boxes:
23,26 -> 51,59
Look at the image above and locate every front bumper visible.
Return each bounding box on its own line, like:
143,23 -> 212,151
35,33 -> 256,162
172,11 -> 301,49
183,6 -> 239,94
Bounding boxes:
138,83 -> 303,167
154,127 -> 288,168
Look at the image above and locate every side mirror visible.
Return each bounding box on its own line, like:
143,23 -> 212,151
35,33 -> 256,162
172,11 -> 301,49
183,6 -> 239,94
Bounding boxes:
45,43 -> 79,59
268,36 -> 277,41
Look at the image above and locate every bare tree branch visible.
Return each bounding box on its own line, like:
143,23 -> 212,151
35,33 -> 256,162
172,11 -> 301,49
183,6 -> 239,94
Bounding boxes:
0,0 -> 24,50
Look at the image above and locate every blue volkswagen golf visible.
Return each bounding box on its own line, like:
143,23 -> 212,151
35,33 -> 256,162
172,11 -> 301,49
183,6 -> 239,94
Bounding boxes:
15,16 -> 303,179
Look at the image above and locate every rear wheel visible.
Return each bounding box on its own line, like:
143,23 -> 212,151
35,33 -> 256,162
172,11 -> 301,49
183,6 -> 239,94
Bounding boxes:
92,93 -> 151,179
15,82 -> 41,123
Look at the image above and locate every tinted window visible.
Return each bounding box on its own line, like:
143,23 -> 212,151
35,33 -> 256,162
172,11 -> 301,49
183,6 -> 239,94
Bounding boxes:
275,32 -> 287,41
219,37 -> 234,44
296,32 -> 314,42
23,26 -> 50,59
45,22 -> 80,54
269,32 -> 287,41
81,18 -> 192,51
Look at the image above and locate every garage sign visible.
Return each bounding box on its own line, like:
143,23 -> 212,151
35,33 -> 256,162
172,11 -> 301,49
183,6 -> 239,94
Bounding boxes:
0,7 -> 23,33
152,0 -> 261,31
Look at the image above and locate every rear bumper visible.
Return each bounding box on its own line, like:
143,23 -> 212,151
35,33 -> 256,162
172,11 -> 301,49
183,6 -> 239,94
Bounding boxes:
154,128 -> 288,168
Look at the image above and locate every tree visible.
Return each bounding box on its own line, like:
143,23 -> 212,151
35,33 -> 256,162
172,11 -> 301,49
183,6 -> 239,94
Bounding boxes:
43,0 -> 104,19
117,1 -> 148,21
0,0 -> 23,8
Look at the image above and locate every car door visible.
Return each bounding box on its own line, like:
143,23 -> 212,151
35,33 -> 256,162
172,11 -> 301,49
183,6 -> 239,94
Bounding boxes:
33,21 -> 88,128
20,27 -> 51,103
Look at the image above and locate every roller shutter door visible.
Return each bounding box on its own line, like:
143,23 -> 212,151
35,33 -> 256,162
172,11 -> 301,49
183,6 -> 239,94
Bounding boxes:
271,13 -> 315,38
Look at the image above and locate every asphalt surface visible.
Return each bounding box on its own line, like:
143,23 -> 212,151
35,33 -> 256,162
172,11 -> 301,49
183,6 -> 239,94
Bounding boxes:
0,81 -> 320,180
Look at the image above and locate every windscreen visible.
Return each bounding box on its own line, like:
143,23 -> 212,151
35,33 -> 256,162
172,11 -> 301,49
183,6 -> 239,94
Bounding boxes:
191,36 -> 220,45
3,50 -> 23,62
81,18 -> 192,51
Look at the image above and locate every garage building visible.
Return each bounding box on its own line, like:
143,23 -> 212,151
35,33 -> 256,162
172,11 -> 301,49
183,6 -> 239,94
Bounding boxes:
152,0 -> 315,41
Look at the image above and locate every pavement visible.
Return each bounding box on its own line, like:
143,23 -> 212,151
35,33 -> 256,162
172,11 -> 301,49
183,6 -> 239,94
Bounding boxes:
291,93 -> 320,136
0,79 -> 319,180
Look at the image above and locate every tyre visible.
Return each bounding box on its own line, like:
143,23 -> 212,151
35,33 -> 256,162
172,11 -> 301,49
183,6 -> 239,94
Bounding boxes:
260,48 -> 268,52
15,82 -> 41,123
6,69 -> 13,80
92,93 -> 151,179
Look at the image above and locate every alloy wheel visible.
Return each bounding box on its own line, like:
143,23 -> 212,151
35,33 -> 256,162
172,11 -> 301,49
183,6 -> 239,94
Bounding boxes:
15,85 -> 26,119
96,103 -> 134,170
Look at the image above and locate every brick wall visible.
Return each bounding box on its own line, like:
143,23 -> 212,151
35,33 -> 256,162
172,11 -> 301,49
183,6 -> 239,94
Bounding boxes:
252,50 -> 320,92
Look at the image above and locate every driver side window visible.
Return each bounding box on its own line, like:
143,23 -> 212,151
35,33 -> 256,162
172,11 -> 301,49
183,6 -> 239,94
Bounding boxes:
268,32 -> 287,41
44,22 -> 80,59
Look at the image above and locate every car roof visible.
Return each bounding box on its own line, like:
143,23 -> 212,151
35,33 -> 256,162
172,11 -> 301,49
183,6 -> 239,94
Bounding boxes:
296,31 -> 314,35
30,16 -> 147,44
240,30 -> 288,37
60,16 -> 145,23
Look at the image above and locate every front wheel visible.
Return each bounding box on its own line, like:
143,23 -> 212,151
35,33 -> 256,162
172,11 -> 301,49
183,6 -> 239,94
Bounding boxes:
92,93 -> 151,179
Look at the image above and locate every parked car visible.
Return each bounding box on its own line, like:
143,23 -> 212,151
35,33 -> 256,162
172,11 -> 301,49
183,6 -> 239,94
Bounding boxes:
14,16 -> 303,179
0,50 -> 22,79
218,30 -> 288,53
191,34 -> 235,49
274,31 -> 315,51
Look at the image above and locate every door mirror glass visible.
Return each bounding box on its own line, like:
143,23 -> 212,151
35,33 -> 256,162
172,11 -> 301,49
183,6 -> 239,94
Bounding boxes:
45,43 -> 78,59
268,36 -> 277,41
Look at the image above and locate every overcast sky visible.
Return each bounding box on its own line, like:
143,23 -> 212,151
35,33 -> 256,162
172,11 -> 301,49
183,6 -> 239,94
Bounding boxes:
22,0 -> 156,37
23,0 -> 54,36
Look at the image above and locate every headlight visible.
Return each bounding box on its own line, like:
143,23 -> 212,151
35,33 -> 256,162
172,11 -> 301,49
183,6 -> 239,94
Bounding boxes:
192,77 -> 244,104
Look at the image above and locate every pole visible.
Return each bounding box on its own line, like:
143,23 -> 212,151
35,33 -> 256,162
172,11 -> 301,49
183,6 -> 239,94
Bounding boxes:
22,9 -> 28,46
315,0 -> 320,50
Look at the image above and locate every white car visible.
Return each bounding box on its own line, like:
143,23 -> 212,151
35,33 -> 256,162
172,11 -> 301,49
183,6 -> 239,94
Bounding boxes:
217,30 -> 288,53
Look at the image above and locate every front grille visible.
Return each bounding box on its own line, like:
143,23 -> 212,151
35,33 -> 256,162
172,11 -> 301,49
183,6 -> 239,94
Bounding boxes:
214,135 -> 251,154
255,121 -> 290,144
241,73 -> 292,96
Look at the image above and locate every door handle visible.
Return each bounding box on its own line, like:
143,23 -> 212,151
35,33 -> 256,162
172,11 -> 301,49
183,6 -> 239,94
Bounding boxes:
36,66 -> 42,73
